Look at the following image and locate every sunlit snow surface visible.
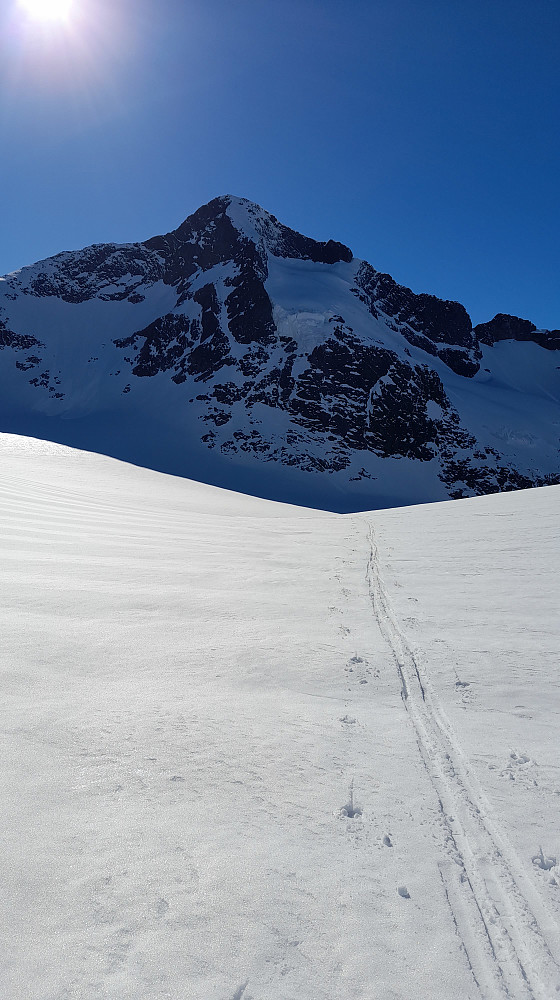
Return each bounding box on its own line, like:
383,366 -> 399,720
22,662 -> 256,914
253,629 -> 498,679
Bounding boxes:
1,434 -> 559,1000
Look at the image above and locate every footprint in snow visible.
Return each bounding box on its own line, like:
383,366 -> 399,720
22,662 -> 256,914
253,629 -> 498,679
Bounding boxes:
532,847 -> 557,871
338,781 -> 362,819
454,679 -> 474,707
339,803 -> 362,820
345,655 -> 375,685
500,751 -> 537,785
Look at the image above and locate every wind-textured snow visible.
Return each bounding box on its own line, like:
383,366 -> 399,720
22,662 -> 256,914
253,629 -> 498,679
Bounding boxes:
1,434 -> 559,999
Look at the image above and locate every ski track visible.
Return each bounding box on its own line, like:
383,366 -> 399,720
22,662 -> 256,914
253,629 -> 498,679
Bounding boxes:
366,523 -> 560,1000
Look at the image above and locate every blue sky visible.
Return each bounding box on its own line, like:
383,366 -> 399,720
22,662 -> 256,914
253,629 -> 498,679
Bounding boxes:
1,0 -> 558,328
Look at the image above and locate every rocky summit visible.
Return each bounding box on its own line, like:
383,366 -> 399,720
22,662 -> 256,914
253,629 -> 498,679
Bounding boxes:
0,195 -> 558,511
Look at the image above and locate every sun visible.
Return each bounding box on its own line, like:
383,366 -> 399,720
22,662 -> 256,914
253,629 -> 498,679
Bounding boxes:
19,0 -> 73,21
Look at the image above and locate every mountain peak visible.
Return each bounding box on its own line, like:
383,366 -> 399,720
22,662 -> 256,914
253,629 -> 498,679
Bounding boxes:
166,195 -> 354,266
1,195 -> 558,511
170,194 -> 276,238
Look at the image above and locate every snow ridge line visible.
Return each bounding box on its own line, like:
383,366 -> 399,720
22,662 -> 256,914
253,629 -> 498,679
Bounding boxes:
366,525 -> 560,1000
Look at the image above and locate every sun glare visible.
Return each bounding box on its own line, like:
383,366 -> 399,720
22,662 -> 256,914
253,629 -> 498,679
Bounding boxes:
19,0 -> 73,21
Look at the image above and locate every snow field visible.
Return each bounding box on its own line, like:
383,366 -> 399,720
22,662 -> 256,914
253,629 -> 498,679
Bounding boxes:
0,435 -> 558,999
369,487 -> 560,998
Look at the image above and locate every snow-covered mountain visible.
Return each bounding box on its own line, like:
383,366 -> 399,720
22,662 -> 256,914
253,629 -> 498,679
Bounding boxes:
2,433 -> 559,999
1,195 -> 558,510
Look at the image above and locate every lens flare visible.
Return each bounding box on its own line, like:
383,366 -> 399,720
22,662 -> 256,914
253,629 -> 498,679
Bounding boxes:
19,0 -> 73,21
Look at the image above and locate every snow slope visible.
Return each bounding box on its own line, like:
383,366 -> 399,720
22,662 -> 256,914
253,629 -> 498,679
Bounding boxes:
1,434 -> 559,999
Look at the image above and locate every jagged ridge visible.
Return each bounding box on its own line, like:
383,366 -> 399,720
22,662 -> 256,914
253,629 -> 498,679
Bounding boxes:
0,195 -> 558,511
